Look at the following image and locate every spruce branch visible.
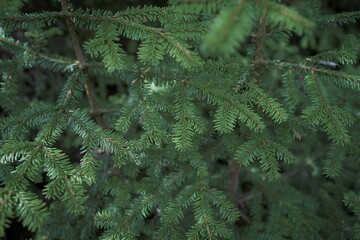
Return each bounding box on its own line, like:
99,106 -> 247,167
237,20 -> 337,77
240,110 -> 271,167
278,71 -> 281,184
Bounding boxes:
0,11 -> 60,28
64,9 -> 203,68
266,60 -> 360,91
0,37 -> 77,70
317,10 -> 360,26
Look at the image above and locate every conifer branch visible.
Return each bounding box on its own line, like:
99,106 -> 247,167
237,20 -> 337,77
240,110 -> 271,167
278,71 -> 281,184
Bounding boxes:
317,10 -> 360,26
269,60 -> 360,90
0,37 -> 77,68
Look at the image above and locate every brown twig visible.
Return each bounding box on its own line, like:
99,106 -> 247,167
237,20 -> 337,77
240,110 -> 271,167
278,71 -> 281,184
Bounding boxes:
228,160 -> 253,224
84,76 -> 107,128
59,0 -> 86,68
59,0 -> 107,128
253,16 -> 268,81
228,160 -> 240,201
254,16 -> 267,65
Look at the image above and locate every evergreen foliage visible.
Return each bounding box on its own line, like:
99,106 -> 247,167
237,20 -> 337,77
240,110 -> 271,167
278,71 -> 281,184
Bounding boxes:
0,0 -> 360,239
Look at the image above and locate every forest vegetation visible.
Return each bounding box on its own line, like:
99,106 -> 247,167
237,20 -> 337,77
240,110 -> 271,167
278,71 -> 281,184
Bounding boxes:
0,0 -> 360,239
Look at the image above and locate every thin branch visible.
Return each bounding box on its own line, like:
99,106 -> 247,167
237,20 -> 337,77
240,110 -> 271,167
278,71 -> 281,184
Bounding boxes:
254,16 -> 267,64
59,0 -> 85,68
84,77 -> 107,128
269,60 -> 360,86
252,8 -> 268,83
0,37 -> 77,66
59,0 -> 107,128
228,160 -> 240,201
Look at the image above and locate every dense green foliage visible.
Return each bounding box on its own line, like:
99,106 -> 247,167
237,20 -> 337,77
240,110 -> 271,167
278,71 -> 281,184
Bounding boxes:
0,0 -> 360,239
